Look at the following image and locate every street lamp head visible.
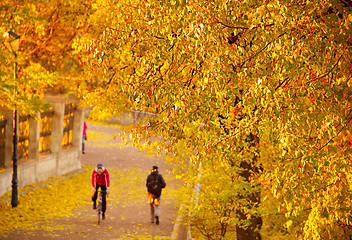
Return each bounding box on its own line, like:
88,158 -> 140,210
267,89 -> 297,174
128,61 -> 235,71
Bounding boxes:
4,31 -> 20,52
9,31 -> 20,39
9,31 -> 20,52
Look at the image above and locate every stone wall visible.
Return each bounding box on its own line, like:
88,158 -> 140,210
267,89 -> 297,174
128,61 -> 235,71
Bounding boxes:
0,148 -> 81,196
0,94 -> 84,197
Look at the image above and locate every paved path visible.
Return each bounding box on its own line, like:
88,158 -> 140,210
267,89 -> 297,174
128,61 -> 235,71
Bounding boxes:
2,122 -> 179,240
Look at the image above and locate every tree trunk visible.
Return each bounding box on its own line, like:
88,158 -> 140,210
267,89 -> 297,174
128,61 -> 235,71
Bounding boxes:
236,133 -> 262,240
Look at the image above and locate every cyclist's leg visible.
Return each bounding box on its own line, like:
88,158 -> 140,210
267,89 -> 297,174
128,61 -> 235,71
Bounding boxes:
92,185 -> 100,205
101,185 -> 107,213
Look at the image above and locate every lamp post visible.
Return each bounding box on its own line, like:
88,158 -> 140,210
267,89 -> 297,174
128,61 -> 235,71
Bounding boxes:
5,31 -> 20,208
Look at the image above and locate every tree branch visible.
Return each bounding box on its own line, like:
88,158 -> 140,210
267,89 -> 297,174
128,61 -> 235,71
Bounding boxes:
213,19 -> 249,30
274,77 -> 290,91
235,33 -> 286,70
307,53 -> 344,84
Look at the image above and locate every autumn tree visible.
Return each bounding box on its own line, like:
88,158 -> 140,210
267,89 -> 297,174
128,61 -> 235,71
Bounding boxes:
79,0 -> 352,239
0,0 -> 94,114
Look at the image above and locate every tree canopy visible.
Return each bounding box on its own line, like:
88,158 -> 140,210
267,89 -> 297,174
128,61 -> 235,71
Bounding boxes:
74,0 -> 352,238
2,0 -> 352,239
0,0 -> 92,114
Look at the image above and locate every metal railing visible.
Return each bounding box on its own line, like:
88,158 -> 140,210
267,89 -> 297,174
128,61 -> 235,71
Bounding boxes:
18,115 -> 30,160
62,103 -> 76,148
39,110 -> 54,154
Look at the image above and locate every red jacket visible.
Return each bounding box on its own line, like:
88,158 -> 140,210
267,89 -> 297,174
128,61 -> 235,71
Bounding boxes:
92,168 -> 110,188
83,121 -> 87,136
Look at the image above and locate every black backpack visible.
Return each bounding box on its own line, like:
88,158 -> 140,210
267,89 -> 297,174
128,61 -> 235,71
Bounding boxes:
147,174 -> 162,197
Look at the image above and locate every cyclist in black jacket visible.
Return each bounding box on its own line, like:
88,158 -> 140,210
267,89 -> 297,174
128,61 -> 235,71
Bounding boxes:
146,166 -> 166,225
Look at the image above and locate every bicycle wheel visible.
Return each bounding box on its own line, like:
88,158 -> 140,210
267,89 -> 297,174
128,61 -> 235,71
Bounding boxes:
97,209 -> 101,225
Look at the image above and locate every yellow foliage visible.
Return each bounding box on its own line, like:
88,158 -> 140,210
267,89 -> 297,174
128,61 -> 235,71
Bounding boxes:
0,166 -> 93,236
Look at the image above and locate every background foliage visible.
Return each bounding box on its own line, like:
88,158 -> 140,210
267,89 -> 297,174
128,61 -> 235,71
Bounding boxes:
74,0 -> 352,239
2,0 -> 352,239
0,0 -> 93,114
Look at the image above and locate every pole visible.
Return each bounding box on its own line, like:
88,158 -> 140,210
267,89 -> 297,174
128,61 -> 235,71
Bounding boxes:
11,59 -> 19,208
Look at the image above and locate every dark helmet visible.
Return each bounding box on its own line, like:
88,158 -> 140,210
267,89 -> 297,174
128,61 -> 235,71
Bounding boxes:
97,163 -> 103,169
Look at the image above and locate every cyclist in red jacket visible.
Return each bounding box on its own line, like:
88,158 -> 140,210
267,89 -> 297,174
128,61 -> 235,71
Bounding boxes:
92,163 -> 110,219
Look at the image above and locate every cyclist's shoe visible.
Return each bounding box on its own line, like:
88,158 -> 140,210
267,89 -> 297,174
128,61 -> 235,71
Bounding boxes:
93,203 -> 97,209
102,212 -> 105,220
156,216 -> 159,225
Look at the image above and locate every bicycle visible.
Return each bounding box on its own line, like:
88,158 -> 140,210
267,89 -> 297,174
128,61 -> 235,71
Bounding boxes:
96,190 -> 106,225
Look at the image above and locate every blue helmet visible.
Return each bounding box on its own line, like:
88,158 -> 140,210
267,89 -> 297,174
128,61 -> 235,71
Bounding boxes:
97,163 -> 103,169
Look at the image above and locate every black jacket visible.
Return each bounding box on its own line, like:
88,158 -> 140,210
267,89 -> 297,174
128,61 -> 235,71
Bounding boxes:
146,171 -> 166,198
